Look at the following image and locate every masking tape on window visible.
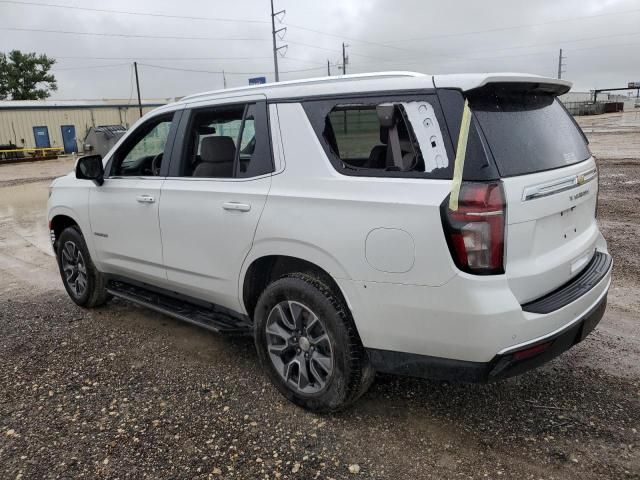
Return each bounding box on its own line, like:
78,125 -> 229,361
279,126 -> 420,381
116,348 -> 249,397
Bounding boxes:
449,99 -> 472,211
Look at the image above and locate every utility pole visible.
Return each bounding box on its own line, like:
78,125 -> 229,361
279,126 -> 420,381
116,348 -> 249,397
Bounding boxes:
327,60 -> 331,76
133,61 -> 142,118
557,48 -> 566,80
342,42 -> 348,76
222,70 -> 227,89
270,0 -> 287,82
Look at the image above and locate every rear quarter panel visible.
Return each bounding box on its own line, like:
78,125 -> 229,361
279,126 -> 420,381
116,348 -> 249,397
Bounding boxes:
252,102 -> 457,287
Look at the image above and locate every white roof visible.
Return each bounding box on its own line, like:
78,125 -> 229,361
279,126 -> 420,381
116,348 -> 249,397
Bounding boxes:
175,71 -> 572,107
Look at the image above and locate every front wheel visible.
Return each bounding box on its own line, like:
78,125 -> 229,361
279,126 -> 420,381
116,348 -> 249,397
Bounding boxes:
254,273 -> 374,412
56,226 -> 110,308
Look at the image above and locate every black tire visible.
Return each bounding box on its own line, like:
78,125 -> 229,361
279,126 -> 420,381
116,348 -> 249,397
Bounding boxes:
56,226 -> 111,308
254,273 -> 374,412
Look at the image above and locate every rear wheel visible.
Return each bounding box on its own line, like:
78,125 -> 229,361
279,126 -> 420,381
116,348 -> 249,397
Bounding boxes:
57,226 -> 110,308
254,273 -> 374,412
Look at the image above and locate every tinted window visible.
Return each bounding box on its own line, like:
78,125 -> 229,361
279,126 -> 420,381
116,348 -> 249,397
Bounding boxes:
470,93 -> 590,177
238,103 -> 273,178
111,114 -> 175,177
178,102 -> 273,178
186,105 -> 244,178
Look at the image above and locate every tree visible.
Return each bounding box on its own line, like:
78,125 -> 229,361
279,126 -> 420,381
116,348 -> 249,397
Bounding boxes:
0,50 -> 57,100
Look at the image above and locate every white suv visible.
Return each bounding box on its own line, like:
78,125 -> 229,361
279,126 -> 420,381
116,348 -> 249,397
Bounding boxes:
48,72 -> 612,411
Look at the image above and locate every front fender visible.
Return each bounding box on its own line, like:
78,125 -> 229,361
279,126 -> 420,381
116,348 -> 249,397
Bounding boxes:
48,184 -> 98,266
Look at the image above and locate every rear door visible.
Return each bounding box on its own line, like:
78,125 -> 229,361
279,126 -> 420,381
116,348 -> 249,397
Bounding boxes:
469,88 -> 599,303
159,98 -> 272,311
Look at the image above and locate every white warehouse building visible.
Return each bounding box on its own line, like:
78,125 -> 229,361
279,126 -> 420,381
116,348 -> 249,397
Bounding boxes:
0,99 -> 171,153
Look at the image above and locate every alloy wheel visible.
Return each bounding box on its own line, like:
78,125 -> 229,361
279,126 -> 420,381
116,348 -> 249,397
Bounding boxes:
265,300 -> 334,394
61,240 -> 87,298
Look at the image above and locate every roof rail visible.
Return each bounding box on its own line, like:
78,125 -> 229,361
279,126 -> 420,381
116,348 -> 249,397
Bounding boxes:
181,71 -> 426,102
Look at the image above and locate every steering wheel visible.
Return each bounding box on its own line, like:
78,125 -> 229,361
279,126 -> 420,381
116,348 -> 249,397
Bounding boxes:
151,152 -> 163,176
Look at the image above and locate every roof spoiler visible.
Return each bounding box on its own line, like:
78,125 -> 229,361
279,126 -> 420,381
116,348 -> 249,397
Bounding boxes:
434,74 -> 572,97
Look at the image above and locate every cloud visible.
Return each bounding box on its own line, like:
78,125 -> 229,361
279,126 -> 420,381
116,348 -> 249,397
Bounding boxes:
1,0 -> 639,99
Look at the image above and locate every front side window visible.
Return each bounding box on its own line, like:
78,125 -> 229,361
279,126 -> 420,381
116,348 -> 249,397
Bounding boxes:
304,96 -> 451,178
111,114 -> 174,177
180,102 -> 272,178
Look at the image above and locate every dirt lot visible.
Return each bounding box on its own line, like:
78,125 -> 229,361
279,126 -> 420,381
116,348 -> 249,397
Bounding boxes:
1,113 -> 639,479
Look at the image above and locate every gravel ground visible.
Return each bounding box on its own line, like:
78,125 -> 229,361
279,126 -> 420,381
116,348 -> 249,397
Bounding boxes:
1,113 -> 639,479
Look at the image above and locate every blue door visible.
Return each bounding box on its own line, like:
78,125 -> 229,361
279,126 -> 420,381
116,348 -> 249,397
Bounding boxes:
61,125 -> 77,153
33,126 -> 51,148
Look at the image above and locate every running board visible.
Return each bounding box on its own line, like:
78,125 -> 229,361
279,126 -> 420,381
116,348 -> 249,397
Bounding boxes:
106,280 -> 252,335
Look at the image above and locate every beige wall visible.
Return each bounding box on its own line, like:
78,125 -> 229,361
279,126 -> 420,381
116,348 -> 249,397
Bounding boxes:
0,105 -> 158,150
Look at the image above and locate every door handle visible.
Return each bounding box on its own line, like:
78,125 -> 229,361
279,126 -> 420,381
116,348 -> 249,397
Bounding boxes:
136,195 -> 155,204
222,202 -> 251,212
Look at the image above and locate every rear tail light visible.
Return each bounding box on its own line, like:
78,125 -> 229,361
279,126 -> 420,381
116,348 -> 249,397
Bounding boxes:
440,181 -> 505,275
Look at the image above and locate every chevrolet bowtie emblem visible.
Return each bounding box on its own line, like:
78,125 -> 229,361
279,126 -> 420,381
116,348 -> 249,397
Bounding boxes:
577,174 -> 585,185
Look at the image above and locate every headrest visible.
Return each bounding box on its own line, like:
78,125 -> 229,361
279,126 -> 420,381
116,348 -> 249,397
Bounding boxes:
200,136 -> 236,163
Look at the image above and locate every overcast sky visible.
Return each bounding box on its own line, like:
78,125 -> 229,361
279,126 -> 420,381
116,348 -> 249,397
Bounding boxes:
1,0 -> 639,100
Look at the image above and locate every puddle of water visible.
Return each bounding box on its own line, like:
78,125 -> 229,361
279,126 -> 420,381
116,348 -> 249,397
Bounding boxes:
0,180 -> 52,256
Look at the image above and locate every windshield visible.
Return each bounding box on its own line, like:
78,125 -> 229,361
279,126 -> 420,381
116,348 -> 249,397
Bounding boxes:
470,93 -> 590,177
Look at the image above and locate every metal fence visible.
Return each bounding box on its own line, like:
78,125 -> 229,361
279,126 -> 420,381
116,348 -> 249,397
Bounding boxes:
562,101 -> 624,116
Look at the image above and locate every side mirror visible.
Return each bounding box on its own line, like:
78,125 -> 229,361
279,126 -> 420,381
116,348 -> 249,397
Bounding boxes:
75,155 -> 104,186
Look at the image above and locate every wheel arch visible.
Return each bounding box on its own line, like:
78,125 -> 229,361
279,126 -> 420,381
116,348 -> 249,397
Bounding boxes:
49,212 -> 80,251
241,253 -> 352,322
48,207 -> 99,267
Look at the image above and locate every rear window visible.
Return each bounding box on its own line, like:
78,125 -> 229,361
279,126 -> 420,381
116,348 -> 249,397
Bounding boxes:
470,92 -> 590,177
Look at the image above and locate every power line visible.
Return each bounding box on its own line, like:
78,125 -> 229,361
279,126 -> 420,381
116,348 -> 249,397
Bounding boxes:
381,7 -> 640,44
55,56 -> 274,61
137,63 -> 328,75
7,24 -> 639,67
0,26 -> 268,42
0,0 -> 268,24
284,39 -> 390,61
346,30 -> 640,67
5,0 -> 640,57
345,40 -> 640,70
459,30 -> 640,56
52,62 -> 130,71
50,55 -> 324,67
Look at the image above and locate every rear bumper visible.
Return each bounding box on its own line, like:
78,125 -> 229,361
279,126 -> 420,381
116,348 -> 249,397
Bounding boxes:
367,290 -> 608,383
339,244 -> 612,363
521,251 -> 612,314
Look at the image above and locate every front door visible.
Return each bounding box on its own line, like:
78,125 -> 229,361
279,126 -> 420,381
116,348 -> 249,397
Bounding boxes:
61,125 -> 77,153
33,126 -> 50,148
160,100 -> 273,311
89,111 -> 180,285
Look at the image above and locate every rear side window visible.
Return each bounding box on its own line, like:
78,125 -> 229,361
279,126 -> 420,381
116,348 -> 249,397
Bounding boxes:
176,101 -> 273,179
470,91 -> 590,177
303,95 -> 454,179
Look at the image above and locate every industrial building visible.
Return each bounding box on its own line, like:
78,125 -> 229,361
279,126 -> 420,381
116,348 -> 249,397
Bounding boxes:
560,91 -> 639,115
0,99 -> 171,154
